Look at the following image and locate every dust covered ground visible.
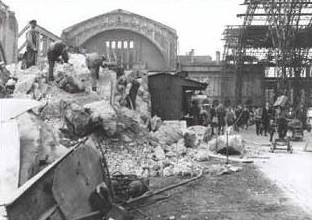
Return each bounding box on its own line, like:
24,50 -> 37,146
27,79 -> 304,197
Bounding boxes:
128,126 -> 312,220
3,58 -> 312,220
131,159 -> 311,220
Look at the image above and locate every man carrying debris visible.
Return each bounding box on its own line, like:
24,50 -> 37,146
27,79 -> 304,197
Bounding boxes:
47,41 -> 69,81
24,20 -> 38,69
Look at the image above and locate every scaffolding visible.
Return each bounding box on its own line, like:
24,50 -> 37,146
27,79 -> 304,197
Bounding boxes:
223,0 -> 312,106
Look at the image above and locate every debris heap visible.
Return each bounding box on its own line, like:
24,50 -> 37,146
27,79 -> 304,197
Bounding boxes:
5,54 -> 246,180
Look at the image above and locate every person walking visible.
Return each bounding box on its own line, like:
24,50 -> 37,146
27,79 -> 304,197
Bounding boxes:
254,106 -> 262,135
234,105 -> 243,132
241,106 -> 250,130
225,107 -> 235,127
216,103 -> 226,135
262,103 -> 271,136
210,105 -> 217,135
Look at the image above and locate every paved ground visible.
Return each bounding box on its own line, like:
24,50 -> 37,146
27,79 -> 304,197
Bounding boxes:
242,127 -> 312,216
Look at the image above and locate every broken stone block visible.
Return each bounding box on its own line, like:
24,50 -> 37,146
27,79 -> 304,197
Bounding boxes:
14,74 -> 37,95
55,70 -> 85,93
154,145 -> 166,161
175,139 -> 187,155
187,126 -> 207,140
194,149 -> 209,162
17,112 -> 69,185
122,134 -> 132,143
172,163 -> 194,177
149,115 -> 162,132
208,135 -> 246,155
150,121 -> 184,145
63,102 -> 101,138
228,165 -> 243,173
162,166 -> 174,177
184,129 -> 199,148
84,100 -> 117,136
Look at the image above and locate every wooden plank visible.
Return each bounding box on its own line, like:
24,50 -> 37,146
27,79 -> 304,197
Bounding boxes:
207,153 -> 254,163
37,205 -> 58,220
18,25 -> 30,38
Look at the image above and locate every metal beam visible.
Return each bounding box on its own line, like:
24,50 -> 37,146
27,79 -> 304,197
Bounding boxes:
238,13 -> 312,17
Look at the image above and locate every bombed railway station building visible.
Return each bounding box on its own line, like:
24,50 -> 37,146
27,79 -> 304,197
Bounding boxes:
61,9 -> 178,71
3,1 -> 312,220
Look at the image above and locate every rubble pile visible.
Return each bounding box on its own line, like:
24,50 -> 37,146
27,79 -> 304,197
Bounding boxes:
4,54 -> 244,180
104,139 -> 204,178
54,69 -> 85,93
105,125 -> 217,178
150,121 -> 184,145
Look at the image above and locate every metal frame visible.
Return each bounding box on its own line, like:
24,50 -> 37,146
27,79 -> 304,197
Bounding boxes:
222,0 -> 312,105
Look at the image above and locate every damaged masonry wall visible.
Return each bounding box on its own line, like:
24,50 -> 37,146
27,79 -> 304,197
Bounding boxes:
0,0 -> 18,64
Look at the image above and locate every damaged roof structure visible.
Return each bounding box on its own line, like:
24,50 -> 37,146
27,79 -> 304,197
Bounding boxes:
222,0 -> 312,105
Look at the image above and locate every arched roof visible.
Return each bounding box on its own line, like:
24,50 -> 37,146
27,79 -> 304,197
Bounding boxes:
61,9 -> 178,70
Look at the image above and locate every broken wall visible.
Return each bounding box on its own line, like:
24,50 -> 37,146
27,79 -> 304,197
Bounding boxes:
0,1 -> 18,64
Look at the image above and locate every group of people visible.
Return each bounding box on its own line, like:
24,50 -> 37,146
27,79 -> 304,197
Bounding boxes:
189,99 -> 309,142
255,103 -> 308,141
23,20 -> 70,82
22,19 -> 141,109
189,101 -> 252,135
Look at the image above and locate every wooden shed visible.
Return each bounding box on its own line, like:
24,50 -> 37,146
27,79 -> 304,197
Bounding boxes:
148,72 -> 207,120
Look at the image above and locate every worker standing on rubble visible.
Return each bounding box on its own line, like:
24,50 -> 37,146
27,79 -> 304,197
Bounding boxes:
86,53 -> 117,105
85,53 -> 106,92
24,20 -> 38,69
47,41 -> 69,81
119,70 -> 141,110
125,72 -> 140,110
102,61 -> 117,106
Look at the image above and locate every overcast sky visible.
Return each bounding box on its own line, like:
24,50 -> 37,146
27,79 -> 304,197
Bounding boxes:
4,0 -> 243,58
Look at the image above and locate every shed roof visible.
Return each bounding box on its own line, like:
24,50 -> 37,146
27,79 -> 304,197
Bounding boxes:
148,72 -> 208,90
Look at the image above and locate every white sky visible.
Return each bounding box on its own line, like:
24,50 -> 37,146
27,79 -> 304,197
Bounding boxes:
4,0 -> 243,58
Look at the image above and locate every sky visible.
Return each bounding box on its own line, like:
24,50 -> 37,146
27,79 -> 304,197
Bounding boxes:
3,0 -> 243,58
